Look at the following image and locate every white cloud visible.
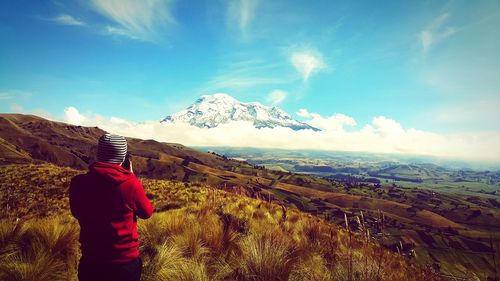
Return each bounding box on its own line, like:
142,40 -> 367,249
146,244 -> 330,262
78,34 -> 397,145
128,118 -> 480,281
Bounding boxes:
91,0 -> 175,42
105,26 -> 136,38
290,50 -> 326,82
52,14 -> 86,26
429,13 -> 449,30
426,98 -> 500,130
0,90 -> 32,100
302,111 -> 357,132
371,116 -> 405,137
10,103 -> 23,112
201,59 -> 288,92
205,76 -> 285,91
227,0 -> 258,36
266,90 -> 287,105
8,103 -> 53,119
419,31 -> 432,52
62,106 -> 500,162
420,13 -> 457,53
296,108 -> 311,118
297,109 -> 357,132
64,106 -> 86,126
0,92 -> 13,100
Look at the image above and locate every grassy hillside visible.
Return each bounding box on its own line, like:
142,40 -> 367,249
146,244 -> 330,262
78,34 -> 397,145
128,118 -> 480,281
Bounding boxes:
0,163 -> 442,281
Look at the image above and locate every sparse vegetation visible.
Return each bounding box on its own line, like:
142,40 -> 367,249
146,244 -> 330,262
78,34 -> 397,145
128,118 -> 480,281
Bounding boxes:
0,163 -> 443,281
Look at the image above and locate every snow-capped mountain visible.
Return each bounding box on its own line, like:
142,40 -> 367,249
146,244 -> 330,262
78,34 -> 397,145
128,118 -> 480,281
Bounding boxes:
161,93 -> 320,131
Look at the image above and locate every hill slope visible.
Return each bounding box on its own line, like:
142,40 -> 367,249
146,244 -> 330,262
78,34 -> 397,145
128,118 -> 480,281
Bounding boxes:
0,163 -> 441,281
0,113 -> 269,183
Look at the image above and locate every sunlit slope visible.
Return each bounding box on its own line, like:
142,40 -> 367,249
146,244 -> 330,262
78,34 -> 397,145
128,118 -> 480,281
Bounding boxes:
0,163 -> 441,281
274,182 -> 462,228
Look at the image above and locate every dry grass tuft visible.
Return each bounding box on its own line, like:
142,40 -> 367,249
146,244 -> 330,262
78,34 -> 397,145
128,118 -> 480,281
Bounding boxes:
233,229 -> 297,281
0,217 -> 79,281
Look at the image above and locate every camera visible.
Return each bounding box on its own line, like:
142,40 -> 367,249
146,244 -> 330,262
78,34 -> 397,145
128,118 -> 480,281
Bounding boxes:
122,152 -> 132,171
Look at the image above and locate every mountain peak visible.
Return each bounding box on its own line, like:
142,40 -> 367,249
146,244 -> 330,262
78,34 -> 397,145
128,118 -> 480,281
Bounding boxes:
200,93 -> 236,101
162,94 -> 320,131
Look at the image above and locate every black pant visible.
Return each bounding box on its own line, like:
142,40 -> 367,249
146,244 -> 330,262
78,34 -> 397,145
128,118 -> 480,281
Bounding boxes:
78,257 -> 142,281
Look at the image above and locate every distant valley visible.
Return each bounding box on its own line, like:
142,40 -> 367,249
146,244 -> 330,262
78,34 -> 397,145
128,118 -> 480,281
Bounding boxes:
200,147 -> 500,196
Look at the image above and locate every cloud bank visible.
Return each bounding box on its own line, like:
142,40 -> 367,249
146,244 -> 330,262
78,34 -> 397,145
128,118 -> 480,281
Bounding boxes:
62,106 -> 500,162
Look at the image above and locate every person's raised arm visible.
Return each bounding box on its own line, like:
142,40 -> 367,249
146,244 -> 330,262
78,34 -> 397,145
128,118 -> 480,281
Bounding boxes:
132,178 -> 153,219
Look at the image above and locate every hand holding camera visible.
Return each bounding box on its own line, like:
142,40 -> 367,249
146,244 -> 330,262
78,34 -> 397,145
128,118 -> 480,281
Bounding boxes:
122,152 -> 133,173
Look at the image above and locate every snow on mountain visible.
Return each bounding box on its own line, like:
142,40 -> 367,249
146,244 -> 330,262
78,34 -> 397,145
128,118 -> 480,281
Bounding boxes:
161,93 -> 320,131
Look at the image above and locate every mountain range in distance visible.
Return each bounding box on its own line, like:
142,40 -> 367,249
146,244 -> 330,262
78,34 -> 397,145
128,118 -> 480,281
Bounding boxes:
161,93 -> 320,131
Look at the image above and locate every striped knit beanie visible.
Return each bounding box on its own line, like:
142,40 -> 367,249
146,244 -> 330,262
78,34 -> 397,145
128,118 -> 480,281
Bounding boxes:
97,134 -> 128,164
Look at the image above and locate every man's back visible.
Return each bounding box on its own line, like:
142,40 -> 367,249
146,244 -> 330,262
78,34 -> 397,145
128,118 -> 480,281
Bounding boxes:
70,161 -> 153,263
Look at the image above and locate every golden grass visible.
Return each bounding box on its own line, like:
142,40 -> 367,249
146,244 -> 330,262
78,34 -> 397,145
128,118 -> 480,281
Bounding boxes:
0,163 -> 444,281
0,217 -> 79,281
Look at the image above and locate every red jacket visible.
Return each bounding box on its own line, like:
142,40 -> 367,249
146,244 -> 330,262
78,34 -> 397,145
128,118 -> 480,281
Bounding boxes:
69,162 -> 153,262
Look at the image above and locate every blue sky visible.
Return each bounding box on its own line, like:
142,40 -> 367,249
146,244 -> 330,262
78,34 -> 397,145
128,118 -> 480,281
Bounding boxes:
1,0 -> 500,160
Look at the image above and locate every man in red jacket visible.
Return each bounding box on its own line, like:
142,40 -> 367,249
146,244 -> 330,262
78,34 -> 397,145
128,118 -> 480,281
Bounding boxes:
70,133 -> 153,281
